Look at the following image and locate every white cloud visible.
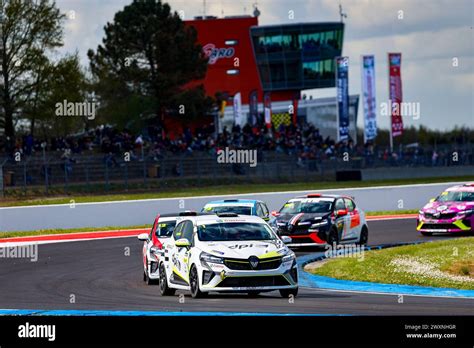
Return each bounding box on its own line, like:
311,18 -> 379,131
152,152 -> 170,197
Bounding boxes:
53,0 -> 473,130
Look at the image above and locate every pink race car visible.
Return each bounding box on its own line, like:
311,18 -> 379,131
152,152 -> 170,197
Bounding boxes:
417,183 -> 474,236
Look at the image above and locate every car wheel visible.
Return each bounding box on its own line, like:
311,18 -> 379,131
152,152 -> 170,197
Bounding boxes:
421,231 -> 433,236
159,263 -> 175,296
358,226 -> 369,246
143,270 -> 147,282
280,287 -> 298,298
327,227 -> 339,246
190,265 -> 207,298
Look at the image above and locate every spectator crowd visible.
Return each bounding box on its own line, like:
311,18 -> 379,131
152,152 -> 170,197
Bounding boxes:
1,122 -> 473,168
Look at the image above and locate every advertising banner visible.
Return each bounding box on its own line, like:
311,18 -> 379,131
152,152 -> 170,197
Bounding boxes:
233,92 -> 244,128
388,53 -> 403,137
335,56 -> 350,141
361,55 -> 377,142
249,90 -> 258,126
263,92 -> 272,128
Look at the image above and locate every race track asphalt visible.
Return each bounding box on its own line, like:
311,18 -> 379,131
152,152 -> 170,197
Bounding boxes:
0,218 -> 472,315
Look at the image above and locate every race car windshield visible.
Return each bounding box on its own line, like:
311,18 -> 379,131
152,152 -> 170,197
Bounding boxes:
203,206 -> 252,215
156,221 -> 176,237
197,223 -> 275,241
436,191 -> 474,202
280,200 -> 332,214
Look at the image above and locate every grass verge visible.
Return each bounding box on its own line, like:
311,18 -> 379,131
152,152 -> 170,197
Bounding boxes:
1,175 -> 473,207
308,237 -> 474,290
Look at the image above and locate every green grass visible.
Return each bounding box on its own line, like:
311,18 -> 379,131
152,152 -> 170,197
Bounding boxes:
1,225 -> 151,239
309,237 -> 474,290
1,175 -> 472,207
366,209 -> 418,216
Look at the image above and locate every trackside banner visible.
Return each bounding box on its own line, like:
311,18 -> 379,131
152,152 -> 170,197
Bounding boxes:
336,56 -> 350,141
233,92 -> 244,128
249,90 -> 258,126
361,55 -> 377,142
388,53 -> 404,137
263,92 -> 272,128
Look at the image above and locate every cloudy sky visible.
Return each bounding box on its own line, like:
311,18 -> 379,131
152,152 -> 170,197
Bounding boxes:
55,0 -> 473,131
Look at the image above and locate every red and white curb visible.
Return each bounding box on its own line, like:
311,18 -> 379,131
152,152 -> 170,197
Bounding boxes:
0,214 -> 418,246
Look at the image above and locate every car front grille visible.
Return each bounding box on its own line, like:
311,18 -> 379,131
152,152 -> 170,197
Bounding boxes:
224,257 -> 282,270
424,212 -> 457,220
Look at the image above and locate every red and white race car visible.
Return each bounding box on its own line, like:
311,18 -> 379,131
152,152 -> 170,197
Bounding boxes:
137,212 -> 197,285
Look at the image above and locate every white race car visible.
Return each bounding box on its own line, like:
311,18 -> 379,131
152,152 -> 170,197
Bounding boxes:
157,213 -> 298,298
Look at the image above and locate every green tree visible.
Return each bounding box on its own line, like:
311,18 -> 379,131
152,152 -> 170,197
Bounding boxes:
88,0 -> 210,131
24,53 -> 89,138
0,0 -> 65,139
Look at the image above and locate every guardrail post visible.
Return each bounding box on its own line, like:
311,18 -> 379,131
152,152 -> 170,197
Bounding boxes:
124,161 -> 129,191
0,164 -> 4,198
23,160 -> 27,196
105,161 -> 110,191
85,162 -> 90,192
42,145 -> 49,195
64,161 -> 69,194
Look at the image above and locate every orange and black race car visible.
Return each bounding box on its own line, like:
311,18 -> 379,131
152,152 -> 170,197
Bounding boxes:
269,194 -> 368,247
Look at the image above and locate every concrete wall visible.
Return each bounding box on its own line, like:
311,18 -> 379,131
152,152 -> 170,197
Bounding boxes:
362,166 -> 474,181
1,181 -> 468,232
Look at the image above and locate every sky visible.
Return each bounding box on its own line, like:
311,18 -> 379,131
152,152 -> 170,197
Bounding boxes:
55,0 -> 474,131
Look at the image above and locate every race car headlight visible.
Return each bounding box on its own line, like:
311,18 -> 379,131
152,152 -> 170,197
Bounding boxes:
310,220 -> 328,228
282,251 -> 296,262
200,252 -> 224,265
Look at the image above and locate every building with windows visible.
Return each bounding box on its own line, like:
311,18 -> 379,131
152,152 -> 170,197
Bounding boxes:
185,14 -> 358,140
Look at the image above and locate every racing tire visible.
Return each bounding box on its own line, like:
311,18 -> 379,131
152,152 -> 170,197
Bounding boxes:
159,263 -> 175,296
327,227 -> 339,246
143,270 -> 147,282
280,287 -> 298,298
421,231 -> 433,236
357,226 -> 369,246
190,265 -> 207,298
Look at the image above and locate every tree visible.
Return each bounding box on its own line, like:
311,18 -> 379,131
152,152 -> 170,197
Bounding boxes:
0,0 -> 65,139
88,0 -> 210,131
23,53 -> 89,138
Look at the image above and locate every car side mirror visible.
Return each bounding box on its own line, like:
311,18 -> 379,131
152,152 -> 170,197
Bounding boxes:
175,238 -> 191,248
281,236 -> 292,244
429,198 -> 435,203
137,233 -> 148,241
336,209 -> 348,217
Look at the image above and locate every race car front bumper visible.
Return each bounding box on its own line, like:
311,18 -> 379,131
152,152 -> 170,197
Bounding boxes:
417,216 -> 472,233
199,259 -> 298,292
